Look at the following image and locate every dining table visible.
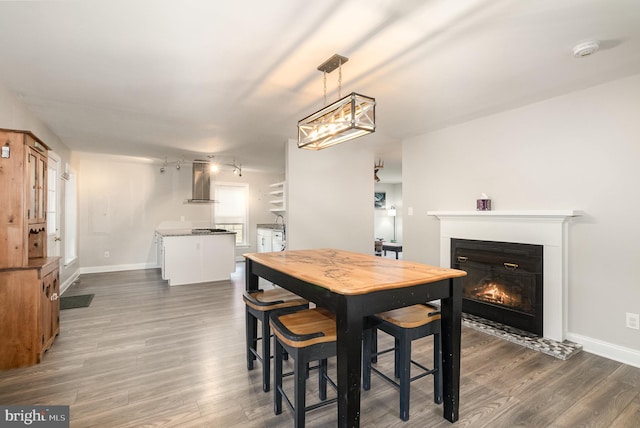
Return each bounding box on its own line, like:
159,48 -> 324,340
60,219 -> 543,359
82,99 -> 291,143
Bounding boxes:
244,248 -> 467,427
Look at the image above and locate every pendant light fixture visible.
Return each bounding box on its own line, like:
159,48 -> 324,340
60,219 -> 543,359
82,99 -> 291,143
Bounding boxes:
298,54 -> 376,150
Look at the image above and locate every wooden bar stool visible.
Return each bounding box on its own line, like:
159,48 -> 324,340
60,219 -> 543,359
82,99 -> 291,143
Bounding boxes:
363,304 -> 442,421
244,288 -> 309,392
270,307 -> 337,428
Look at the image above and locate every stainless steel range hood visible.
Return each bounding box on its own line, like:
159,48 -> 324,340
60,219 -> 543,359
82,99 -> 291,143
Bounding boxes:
187,161 -> 217,203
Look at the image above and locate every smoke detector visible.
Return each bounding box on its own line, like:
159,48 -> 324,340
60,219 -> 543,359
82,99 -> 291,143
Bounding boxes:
573,40 -> 600,58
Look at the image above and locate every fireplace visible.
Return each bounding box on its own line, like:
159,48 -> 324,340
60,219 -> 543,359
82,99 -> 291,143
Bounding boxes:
428,210 -> 580,342
451,238 -> 543,336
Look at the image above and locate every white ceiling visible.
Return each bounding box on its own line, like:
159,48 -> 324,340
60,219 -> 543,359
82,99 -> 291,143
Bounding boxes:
1,0 -> 639,183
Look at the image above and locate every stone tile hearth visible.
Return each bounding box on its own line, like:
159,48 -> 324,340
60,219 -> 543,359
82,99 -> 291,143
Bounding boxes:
463,313 -> 582,360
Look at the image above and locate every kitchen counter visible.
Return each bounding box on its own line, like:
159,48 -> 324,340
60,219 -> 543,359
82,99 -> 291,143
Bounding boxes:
157,228 -> 237,237
156,229 -> 236,286
256,223 -> 284,231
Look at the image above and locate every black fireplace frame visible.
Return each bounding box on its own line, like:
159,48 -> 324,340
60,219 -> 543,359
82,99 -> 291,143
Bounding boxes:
451,238 -> 543,336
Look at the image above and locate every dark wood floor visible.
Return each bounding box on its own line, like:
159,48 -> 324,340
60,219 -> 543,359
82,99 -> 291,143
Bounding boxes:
1,265 -> 639,427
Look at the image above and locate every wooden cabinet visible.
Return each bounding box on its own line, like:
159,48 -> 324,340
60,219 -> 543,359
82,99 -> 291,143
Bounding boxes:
0,129 -> 59,370
0,129 -> 49,268
0,258 -> 60,369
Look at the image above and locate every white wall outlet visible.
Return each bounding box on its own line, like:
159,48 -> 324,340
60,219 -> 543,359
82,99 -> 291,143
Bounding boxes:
408,207 -> 414,216
104,251 -> 110,258
626,312 -> 640,330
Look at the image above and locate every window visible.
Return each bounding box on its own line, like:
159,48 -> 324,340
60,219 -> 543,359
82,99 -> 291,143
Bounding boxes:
213,183 -> 248,245
64,168 -> 78,265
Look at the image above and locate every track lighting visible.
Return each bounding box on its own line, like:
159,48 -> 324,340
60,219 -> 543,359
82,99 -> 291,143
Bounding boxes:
160,157 -> 243,176
226,160 -> 242,177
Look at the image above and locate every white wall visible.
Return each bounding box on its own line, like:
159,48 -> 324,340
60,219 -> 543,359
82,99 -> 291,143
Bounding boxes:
374,183 -> 402,242
287,138 -> 374,254
403,73 -> 640,365
0,82 -> 77,288
77,152 -> 282,271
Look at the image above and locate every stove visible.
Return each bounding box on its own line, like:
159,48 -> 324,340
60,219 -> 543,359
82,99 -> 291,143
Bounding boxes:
191,228 -> 228,234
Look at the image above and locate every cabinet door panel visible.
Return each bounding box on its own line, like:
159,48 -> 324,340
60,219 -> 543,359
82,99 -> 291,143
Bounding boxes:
201,234 -> 235,281
40,275 -> 53,348
28,151 -> 37,221
37,155 -> 46,222
163,236 -> 201,285
257,228 -> 273,252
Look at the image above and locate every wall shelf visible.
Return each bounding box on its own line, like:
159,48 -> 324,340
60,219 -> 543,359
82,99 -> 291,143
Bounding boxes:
269,181 -> 286,212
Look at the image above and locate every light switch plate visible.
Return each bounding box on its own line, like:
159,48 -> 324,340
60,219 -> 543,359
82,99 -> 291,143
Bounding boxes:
1,146 -> 9,158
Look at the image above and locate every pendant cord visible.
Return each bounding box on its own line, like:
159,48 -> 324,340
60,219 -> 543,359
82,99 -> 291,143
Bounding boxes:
338,59 -> 342,98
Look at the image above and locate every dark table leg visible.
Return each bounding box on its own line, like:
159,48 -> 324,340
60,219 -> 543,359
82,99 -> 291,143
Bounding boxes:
439,277 -> 462,422
335,301 -> 363,428
245,259 -> 258,291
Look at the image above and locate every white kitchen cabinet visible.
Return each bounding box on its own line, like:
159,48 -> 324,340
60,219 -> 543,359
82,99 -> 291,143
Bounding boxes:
155,232 -> 164,274
257,228 -> 273,253
162,233 -> 235,286
257,227 -> 285,252
272,230 -> 284,251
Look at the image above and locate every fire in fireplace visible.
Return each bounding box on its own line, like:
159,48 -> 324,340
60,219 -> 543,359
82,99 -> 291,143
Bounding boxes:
451,239 -> 543,335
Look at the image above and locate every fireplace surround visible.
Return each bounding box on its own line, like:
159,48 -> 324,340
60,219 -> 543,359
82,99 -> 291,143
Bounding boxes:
428,210 -> 580,342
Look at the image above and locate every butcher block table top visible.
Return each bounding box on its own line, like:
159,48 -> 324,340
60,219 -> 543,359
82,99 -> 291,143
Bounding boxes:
244,248 -> 466,296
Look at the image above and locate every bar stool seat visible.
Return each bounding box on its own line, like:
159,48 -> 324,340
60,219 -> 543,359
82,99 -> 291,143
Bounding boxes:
363,303 -> 442,421
244,288 -> 309,392
271,307 -> 337,428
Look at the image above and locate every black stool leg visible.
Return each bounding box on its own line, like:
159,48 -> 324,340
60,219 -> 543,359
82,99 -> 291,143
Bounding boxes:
261,313 -> 271,392
319,358 -> 328,400
394,337 -> 401,378
246,310 -> 257,370
294,353 -> 307,428
274,339 -> 283,415
398,332 -> 412,421
371,327 -> 378,363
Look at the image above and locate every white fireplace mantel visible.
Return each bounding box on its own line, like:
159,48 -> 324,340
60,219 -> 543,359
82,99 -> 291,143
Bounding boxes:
428,210 -> 581,342
427,210 -> 582,219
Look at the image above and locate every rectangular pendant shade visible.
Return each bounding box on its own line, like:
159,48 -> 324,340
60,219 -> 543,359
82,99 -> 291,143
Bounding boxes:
297,92 -> 376,150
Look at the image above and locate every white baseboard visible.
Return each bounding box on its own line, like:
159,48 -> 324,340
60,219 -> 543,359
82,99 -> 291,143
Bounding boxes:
566,332 -> 640,368
60,270 -> 81,295
79,262 -> 159,275
234,245 -> 250,262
